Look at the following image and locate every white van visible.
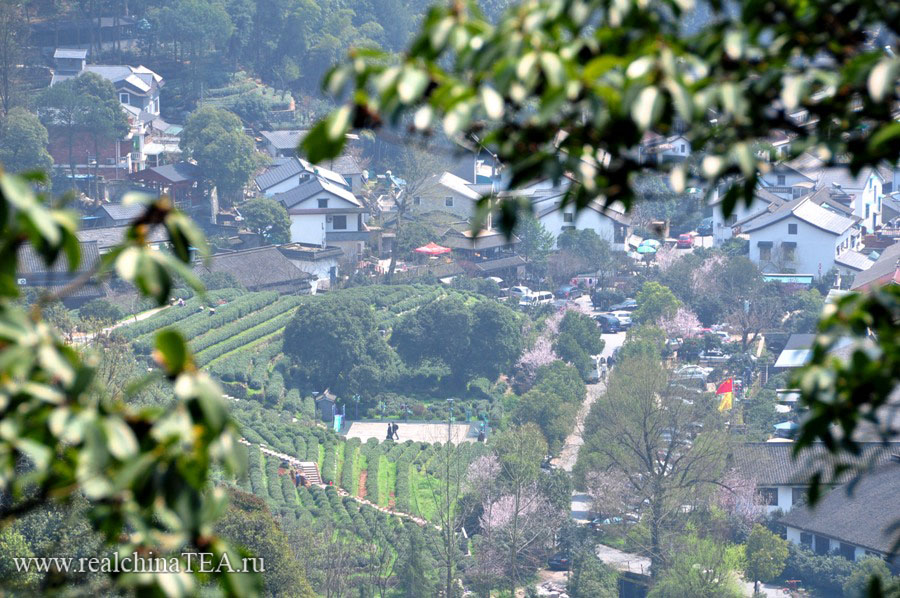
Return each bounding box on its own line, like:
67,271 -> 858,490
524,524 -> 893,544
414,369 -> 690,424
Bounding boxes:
520,291 -> 553,307
509,286 -> 532,300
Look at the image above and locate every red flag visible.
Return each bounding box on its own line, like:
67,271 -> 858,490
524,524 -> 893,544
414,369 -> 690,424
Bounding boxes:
716,379 -> 733,395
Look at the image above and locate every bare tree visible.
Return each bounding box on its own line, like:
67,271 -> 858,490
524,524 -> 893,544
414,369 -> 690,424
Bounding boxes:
386,146 -> 442,280
725,295 -> 782,350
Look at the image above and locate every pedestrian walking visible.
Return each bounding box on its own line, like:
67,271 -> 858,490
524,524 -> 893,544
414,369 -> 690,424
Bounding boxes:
386,423 -> 393,440
392,422 -> 399,441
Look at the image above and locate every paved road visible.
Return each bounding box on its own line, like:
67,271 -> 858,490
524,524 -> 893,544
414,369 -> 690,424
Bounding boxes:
550,330 -> 626,475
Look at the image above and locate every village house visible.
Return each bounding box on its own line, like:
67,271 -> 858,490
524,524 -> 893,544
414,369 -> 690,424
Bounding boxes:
781,461 -> 900,565
741,196 -> 859,278
273,177 -> 370,260
850,241 -> 900,291
732,442 -> 900,516
16,241 -> 105,306
76,225 -> 169,254
710,184 -> 786,245
276,243 -> 344,291
637,132 -> 692,165
83,202 -> 146,228
255,157 -> 351,196
259,132 -> 366,193
409,171 -> 485,220
45,50 -> 168,179
195,246 -> 315,294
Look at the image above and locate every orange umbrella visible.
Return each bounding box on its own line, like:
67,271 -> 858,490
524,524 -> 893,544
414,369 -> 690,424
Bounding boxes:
414,242 -> 452,255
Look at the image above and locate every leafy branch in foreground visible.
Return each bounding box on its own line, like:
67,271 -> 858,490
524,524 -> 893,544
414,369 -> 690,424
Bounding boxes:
303,0 -> 898,233
0,170 -> 258,597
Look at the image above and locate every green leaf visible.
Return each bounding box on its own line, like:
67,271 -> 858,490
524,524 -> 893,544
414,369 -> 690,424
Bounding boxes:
397,68 -> 429,104
480,86 -> 505,119
300,106 -> 351,163
867,58 -> 898,103
631,86 -> 663,130
154,329 -> 190,376
103,417 -> 139,460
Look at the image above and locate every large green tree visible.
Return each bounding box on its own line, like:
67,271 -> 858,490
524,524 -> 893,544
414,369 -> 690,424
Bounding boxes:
578,352 -> 727,575
633,281 -> 681,325
180,106 -> 261,207
648,534 -> 744,598
240,197 -> 291,244
0,108 -> 53,174
744,524 -> 789,594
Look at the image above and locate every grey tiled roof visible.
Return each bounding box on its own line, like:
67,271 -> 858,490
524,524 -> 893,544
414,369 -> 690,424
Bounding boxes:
197,246 -> 312,289
76,225 -> 168,249
146,162 -> 201,184
850,242 -> 900,291
834,249 -> 875,272
274,177 -> 361,209
732,442 -> 899,487
255,158 -> 305,190
780,463 -> 900,555
98,203 -> 146,223
260,130 -> 307,150
742,197 -> 855,235
17,241 -> 100,275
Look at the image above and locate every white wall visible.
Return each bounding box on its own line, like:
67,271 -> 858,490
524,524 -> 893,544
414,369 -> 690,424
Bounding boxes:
785,526 -> 877,562
856,171 -> 883,232
712,198 -> 773,245
538,208 -> 626,251
263,173 -> 305,196
289,213 -> 326,245
748,216 -> 852,277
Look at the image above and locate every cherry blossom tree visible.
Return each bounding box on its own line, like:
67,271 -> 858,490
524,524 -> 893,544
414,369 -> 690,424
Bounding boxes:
659,307 -> 702,339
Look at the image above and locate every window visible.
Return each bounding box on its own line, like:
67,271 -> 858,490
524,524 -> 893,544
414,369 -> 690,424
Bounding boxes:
800,532 -> 813,548
814,535 -> 830,555
777,174 -> 786,186
444,196 -> 454,207
839,543 -> 856,561
331,215 -> 347,230
865,204 -> 870,218
791,487 -> 807,506
788,223 -> 798,234
783,242 -> 796,262
681,144 -> 686,153
318,198 -> 328,208
759,488 -> 778,506
413,196 -> 421,206
119,92 -> 130,104
563,212 -> 574,223
759,245 -> 772,261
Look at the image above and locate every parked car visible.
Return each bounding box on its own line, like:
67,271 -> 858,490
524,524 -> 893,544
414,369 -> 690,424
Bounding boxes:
547,552 -> 571,571
594,314 -> 622,333
697,217 -> 713,236
508,285 -> 531,300
676,233 -> 694,248
610,311 -> 632,328
519,291 -> 553,307
555,284 -> 583,299
609,298 -> 638,311
699,349 -> 731,363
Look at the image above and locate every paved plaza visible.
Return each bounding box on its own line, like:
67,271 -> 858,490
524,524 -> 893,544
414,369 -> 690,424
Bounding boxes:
344,421 -> 479,444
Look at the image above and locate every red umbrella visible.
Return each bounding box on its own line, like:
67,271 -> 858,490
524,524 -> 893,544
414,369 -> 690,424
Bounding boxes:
414,242 -> 452,255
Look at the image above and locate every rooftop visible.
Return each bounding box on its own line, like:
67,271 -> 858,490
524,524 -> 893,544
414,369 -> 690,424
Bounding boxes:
255,157 -> 348,191
274,176 -> 361,209
95,202 -> 146,223
780,463 -> 900,556
195,246 -> 313,289
732,442 -> 900,487
76,225 -> 168,249
850,242 -> 900,291
741,196 -> 856,235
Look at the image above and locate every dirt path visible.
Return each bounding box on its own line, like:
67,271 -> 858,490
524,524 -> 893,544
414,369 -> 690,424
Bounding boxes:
358,470 -> 367,499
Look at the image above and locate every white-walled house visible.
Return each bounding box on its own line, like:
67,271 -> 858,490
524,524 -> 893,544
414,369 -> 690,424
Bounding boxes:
781,463 -> 899,563
773,153 -> 891,232
273,177 -> 369,260
535,195 -> 631,251
757,162 -> 815,200
255,157 -> 350,197
409,171 -> 484,219
710,183 -> 786,245
741,197 -> 859,278
638,132 -> 692,165
732,443 -> 899,516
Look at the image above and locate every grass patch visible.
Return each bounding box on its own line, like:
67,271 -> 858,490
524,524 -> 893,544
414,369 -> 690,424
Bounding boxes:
409,469 -> 440,521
